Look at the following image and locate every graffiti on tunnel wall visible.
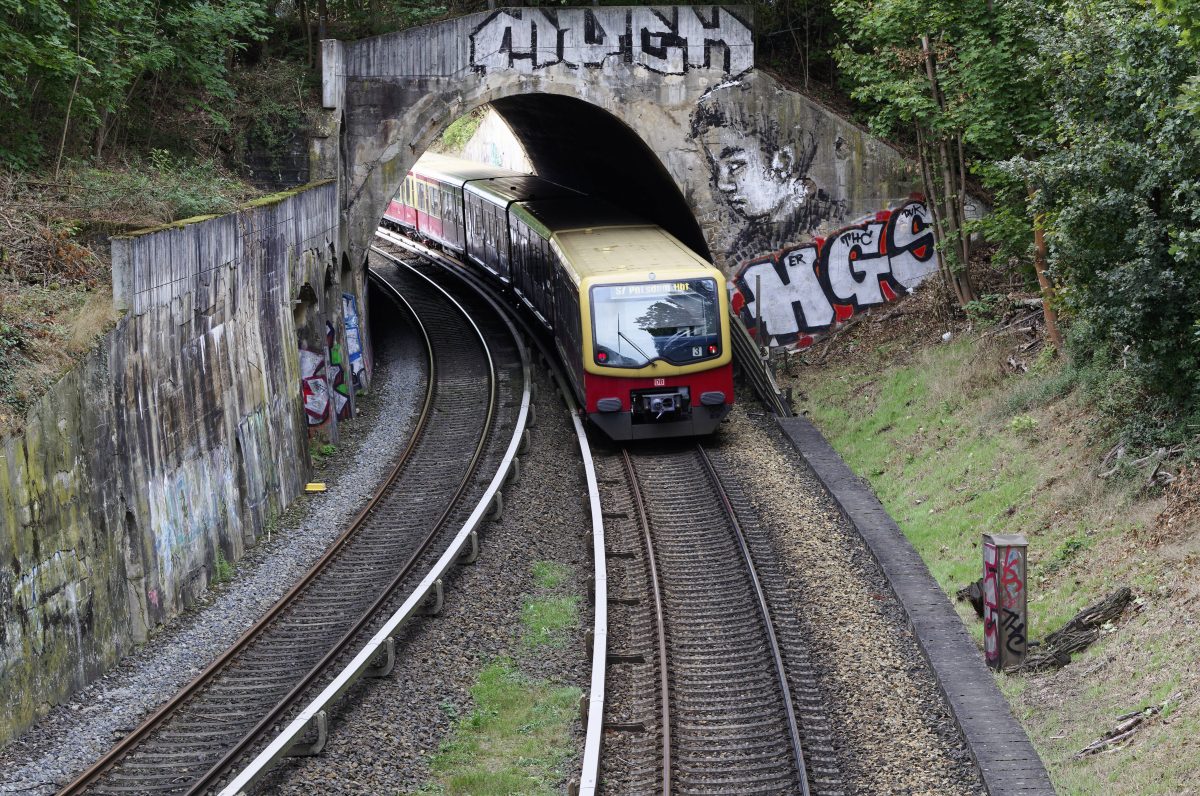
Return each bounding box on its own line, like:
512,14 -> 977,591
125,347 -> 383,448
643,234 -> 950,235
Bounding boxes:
342,293 -> 366,392
731,200 -> 937,346
691,80 -> 936,343
470,6 -> 752,76
327,321 -> 351,421
300,348 -> 329,426
692,87 -> 852,267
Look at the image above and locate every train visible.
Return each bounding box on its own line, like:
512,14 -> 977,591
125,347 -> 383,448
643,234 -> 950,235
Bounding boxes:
381,153 -> 733,440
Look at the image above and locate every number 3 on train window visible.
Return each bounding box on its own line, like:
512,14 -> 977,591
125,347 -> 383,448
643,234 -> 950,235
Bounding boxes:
654,378 -> 665,387
692,346 -> 703,357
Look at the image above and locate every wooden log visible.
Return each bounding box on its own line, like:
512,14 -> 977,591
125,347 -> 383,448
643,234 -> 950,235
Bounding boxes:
1013,587 -> 1133,673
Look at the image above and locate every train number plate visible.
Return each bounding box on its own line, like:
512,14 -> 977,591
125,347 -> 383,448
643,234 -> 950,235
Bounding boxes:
654,378 -> 665,387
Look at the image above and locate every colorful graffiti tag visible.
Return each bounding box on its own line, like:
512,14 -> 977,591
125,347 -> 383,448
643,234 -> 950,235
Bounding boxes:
326,322 -> 351,421
342,293 -> 366,392
731,199 -> 937,345
982,534 -> 1028,671
299,348 -> 329,426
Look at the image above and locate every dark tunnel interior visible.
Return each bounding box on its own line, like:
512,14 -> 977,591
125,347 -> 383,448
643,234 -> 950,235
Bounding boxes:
486,94 -> 712,261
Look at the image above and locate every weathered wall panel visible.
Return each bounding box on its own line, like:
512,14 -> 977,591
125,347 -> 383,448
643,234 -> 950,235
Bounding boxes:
0,181 -> 349,745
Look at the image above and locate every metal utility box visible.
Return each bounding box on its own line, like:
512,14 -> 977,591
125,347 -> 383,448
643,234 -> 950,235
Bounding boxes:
983,533 -> 1029,671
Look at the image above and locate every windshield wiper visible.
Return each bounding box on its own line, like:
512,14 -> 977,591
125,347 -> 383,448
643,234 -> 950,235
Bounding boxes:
617,330 -> 655,364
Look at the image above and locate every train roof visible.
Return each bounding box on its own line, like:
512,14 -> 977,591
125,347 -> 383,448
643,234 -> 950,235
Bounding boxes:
410,152 -> 519,187
555,225 -> 718,285
510,197 -> 643,238
464,174 -> 576,205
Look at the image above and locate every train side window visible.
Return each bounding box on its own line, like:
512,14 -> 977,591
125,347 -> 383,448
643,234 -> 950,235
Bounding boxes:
417,182 -> 426,213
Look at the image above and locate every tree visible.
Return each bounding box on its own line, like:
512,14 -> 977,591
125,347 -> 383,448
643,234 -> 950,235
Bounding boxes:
1016,0 -> 1200,412
832,0 -> 1057,309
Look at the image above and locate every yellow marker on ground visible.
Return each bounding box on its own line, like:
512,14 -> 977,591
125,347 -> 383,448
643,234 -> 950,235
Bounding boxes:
305,482 -> 327,493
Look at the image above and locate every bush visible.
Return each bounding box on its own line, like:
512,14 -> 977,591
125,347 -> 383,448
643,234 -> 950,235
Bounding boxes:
72,153 -> 253,224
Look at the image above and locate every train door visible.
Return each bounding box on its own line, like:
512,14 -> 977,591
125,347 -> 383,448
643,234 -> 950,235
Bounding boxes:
464,193 -> 483,267
415,180 -> 428,236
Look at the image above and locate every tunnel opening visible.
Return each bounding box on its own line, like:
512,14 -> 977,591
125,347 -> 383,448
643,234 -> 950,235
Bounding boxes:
488,94 -> 711,261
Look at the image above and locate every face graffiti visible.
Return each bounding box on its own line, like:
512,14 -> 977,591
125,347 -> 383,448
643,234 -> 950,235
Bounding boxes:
703,126 -> 815,221
691,87 -> 840,265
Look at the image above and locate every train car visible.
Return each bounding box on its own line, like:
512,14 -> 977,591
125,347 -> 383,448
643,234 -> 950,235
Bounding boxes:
382,153 -> 518,252
382,155 -> 734,440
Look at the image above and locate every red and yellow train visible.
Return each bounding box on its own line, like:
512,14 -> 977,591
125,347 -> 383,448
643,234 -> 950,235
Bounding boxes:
382,153 -> 733,440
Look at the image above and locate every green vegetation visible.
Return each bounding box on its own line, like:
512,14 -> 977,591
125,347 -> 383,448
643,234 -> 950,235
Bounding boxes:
795,327 -> 1199,794
212,548 -> 234,584
830,0 -> 1200,450
308,442 -> 337,467
521,595 -> 579,649
426,660 -> 579,796
422,559 -> 581,793
438,110 -> 484,154
531,560 -> 570,590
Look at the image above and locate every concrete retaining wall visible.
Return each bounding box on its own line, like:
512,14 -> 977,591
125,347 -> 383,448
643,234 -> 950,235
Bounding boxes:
0,181 -> 353,745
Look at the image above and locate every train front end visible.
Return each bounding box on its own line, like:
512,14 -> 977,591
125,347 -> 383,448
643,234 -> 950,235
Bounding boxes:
582,272 -> 734,440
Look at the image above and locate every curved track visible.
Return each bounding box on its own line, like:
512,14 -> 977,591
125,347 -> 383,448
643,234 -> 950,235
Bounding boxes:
374,229 -> 841,795
59,258 -> 525,796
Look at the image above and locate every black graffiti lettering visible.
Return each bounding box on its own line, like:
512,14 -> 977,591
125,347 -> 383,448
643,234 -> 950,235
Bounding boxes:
1002,608 -> 1027,655
469,6 -> 751,75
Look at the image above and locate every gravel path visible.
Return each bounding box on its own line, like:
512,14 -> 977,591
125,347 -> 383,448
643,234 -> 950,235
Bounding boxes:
264,363 -> 590,794
0,294 -> 424,795
717,401 -> 986,796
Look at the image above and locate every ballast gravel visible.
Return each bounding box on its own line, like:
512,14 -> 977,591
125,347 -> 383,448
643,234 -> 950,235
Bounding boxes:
264,364 -> 590,794
4,300 -> 998,796
0,300 -> 424,795
719,403 -> 986,796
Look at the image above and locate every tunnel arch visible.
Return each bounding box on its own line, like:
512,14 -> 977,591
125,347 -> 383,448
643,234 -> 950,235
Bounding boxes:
351,81 -> 721,267
328,2 -> 929,352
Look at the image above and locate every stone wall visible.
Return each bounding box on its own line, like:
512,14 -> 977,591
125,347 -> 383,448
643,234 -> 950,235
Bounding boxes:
0,181 -> 354,745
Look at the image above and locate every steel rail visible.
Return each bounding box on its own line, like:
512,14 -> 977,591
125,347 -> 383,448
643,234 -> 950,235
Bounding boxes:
695,443 -> 811,796
729,312 -> 792,417
55,270 -> 440,796
216,248 -> 533,795
620,449 -> 671,795
186,258 -> 502,795
374,229 -> 609,796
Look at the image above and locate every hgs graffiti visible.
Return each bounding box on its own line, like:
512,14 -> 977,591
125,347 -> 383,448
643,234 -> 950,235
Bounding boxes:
470,6 -> 751,76
732,199 -> 936,346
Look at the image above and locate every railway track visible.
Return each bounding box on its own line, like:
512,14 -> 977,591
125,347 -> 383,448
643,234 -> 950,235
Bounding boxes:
58,256 -> 528,796
373,229 -> 842,795
598,442 -> 844,795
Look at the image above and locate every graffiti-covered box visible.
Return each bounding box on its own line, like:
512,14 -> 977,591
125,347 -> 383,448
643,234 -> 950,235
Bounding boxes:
983,532 -> 1029,671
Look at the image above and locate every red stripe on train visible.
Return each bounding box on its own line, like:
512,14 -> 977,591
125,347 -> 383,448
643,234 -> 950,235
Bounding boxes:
583,363 -> 734,412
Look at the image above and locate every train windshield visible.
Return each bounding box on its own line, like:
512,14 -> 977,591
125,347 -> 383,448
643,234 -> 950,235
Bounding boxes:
590,278 -> 721,368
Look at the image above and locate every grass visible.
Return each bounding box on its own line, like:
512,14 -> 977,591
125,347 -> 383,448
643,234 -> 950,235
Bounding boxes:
425,660 -> 580,796
531,560 -> 570,589
0,279 -> 117,436
309,442 -> 337,467
212,549 -> 234,585
438,111 -> 485,155
792,329 -> 1200,795
521,596 -> 579,648
420,559 -> 582,794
